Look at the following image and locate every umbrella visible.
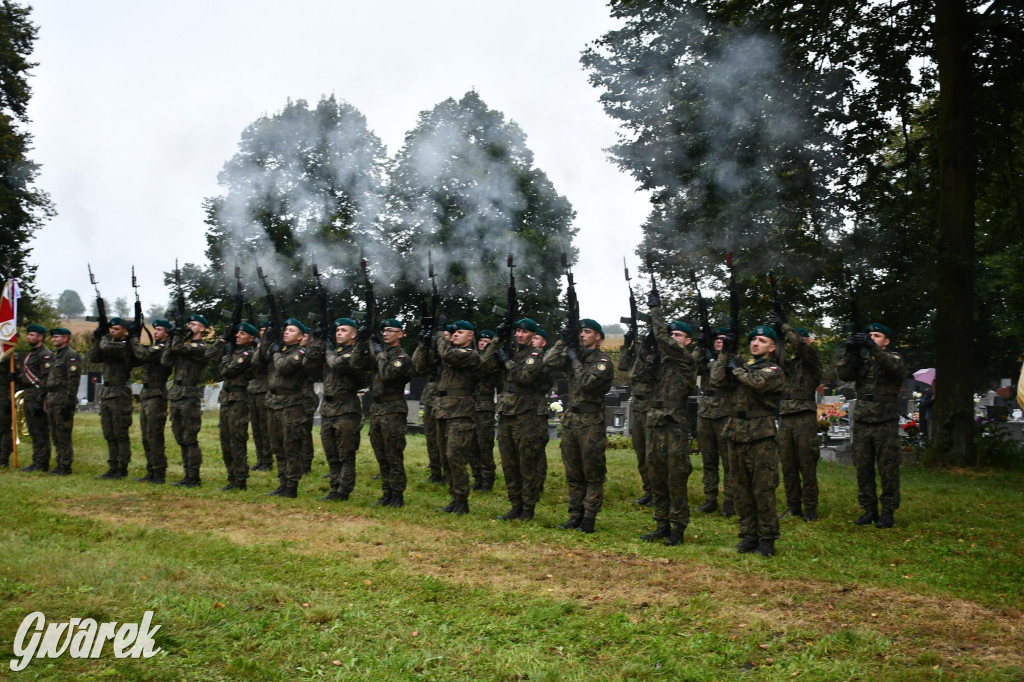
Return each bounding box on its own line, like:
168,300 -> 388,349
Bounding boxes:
913,368 -> 935,386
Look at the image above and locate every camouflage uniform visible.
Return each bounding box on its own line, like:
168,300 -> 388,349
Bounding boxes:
411,345 -> 445,483
266,341 -> 315,493
88,334 -> 138,476
777,325 -> 824,517
619,337 -> 658,500
471,354 -> 501,490
321,341 -> 368,498
131,335 -> 172,480
162,334 -> 209,484
712,354 -> 785,545
219,341 -> 256,487
545,341 -> 615,524
18,344 -> 52,468
433,334 -> 481,508
645,309 -> 699,533
482,341 -> 548,516
355,339 -> 414,502
300,345 -> 323,474
45,344 -> 82,472
837,341 -> 906,518
697,354 -> 734,512
247,344 -> 272,470
1,353 -> 23,466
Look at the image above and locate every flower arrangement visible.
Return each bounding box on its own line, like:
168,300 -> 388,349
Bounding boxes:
902,420 -> 920,438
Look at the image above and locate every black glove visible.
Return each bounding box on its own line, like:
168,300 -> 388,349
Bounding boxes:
767,310 -> 785,331
560,324 -> 577,347
721,332 -> 737,354
862,333 -> 877,350
623,329 -> 636,349
495,320 -> 511,341
60,404 -> 74,419
496,347 -> 511,364
356,323 -> 370,342
419,328 -> 433,346
436,315 -> 448,331
647,288 -> 661,309
223,343 -> 235,359
371,342 -> 384,355
726,355 -> 743,371
93,326 -> 105,340
566,347 -> 580,364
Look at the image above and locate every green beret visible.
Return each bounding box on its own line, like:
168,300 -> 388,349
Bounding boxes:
283,317 -> 309,334
748,325 -> 778,342
514,318 -> 540,334
450,320 -> 474,332
795,327 -> 811,338
50,327 -> 71,336
712,326 -> 730,336
152,318 -> 171,330
668,320 -> 693,335
237,322 -> 258,336
865,322 -> 892,339
187,313 -> 209,327
334,317 -> 357,329
108,317 -> 126,327
536,328 -> 548,341
580,318 -> 604,339
258,320 -> 270,329
478,329 -> 495,339
381,318 -> 402,330
26,324 -> 46,334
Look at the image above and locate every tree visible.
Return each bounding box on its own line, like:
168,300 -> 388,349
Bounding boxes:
56,289 -> 85,318
113,296 -> 130,318
0,1 -> 55,319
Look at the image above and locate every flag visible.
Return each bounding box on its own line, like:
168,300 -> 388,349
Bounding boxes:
0,279 -> 19,362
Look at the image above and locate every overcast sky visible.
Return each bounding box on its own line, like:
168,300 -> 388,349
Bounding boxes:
25,0 -> 650,325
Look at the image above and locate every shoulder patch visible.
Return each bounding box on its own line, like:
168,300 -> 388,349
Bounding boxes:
597,363 -> 607,371
237,357 -> 245,363
44,362 -> 50,368
764,366 -> 779,372
393,360 -> 403,367
190,342 -> 198,348
526,357 -> 536,365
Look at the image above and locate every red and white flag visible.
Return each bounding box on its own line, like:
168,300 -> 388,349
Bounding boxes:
0,279 -> 19,362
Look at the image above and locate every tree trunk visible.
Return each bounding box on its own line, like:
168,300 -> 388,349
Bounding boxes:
932,0 -> 976,465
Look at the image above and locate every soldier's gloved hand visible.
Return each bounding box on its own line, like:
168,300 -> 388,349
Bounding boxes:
60,404 -> 74,419
356,323 -> 370,342
647,288 -> 661,309
418,328 -> 432,346
371,341 -> 384,355
566,347 -> 580,364
721,332 -> 737,354
495,320 -> 510,341
847,332 -> 867,350
767,310 -> 785,331
862,333 -> 877,350
223,343 -> 235,358
726,355 -> 744,371
560,324 -> 577,347
496,347 -> 511,364
93,326 -> 105,340
622,329 -> 636,349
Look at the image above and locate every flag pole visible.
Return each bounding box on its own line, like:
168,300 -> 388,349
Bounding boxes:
8,351 -> 15,469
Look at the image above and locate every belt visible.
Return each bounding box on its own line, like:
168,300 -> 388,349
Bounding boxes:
730,410 -> 775,419
701,390 -> 717,397
861,394 -> 897,402
438,389 -> 473,397
270,388 -> 300,396
633,393 -> 648,401
572,403 -> 602,414
651,400 -> 687,410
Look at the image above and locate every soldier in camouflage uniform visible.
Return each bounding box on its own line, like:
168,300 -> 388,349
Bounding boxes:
88,317 -> 139,479
248,321 -> 272,471
300,336 -> 323,476
837,322 -> 907,529
769,314 -> 824,522
162,314 -> 210,487
482,318 -> 549,522
531,329 -> 558,493
18,324 -> 51,471
131,319 -> 173,483
355,318 -> 414,507
618,324 -> 658,507
320,318 -> 368,501
712,325 -> 786,556
640,301 -> 699,546
44,327 -> 81,475
218,322 -> 258,491
697,328 -> 735,516
471,330 -> 500,491
412,332 -> 445,485
545,319 -> 615,534
2,351 -> 23,467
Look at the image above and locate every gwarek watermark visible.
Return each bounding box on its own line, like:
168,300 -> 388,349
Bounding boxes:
10,610 -> 162,671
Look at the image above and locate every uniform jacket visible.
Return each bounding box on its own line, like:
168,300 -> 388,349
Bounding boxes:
45,345 -> 81,407
779,324 -> 824,416
836,343 -> 906,423
711,354 -> 785,442
648,306 -> 698,427
544,341 -> 614,419
322,342 -> 368,417
162,334 -> 209,401
88,335 -> 137,401
219,342 -> 256,404
619,335 -> 658,414
355,340 -> 413,415
268,343 -> 311,409
131,337 -> 172,399
482,342 -> 547,417
19,344 -> 51,405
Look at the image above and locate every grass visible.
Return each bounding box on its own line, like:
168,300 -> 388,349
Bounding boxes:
0,412 -> 1022,680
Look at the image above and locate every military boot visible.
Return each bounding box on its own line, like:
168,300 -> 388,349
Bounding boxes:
149,471 -> 165,485
778,505 -> 801,520
220,482 -> 239,491
697,500 -> 717,513
22,462 -> 48,472
280,481 -> 298,498
803,508 -> 818,522
97,468 -> 117,479
265,481 -> 286,496
49,467 -> 72,476
182,475 -> 201,488
171,477 -> 189,487
471,479 -> 483,491
875,510 -> 895,529
735,538 -> 759,553
497,504 -> 522,521
438,500 -> 457,513
133,472 -> 153,483
640,520 -> 670,542
388,492 -> 404,508
719,501 -> 735,517
664,522 -> 686,546
576,516 -> 596,534
321,491 -> 347,501
479,477 -> 494,492
110,467 -> 128,480
518,505 -> 534,522
753,539 -> 775,557
372,492 -> 393,507
452,500 -> 470,515
854,507 -> 879,525
634,492 -> 653,507
556,515 -> 582,529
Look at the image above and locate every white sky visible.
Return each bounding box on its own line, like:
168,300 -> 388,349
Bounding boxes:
25,0 -> 650,325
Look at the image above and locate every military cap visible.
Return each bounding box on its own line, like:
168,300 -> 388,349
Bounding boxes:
258,320 -> 271,329
187,313 -> 209,327
865,322 -> 892,339
380,318 -> 402,330
283,317 -> 309,334
50,327 -> 71,336
536,328 -> 549,341
712,326 -> 730,336
237,322 -> 258,336
334,317 -> 357,329
514,318 -> 540,334
580,318 -> 604,339
152,318 -> 171,330
451,320 -> 474,332
445,323 -> 455,333
668,320 -> 693,335
26,324 -> 46,334
478,329 -> 495,339
795,327 -> 811,338
108,317 -> 126,327
748,325 -> 778,342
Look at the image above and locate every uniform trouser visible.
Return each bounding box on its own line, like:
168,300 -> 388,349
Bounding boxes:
219,399 -> 250,484
697,416 -> 732,505
369,410 -> 407,495
853,420 -> 901,513
321,412 -> 361,495
423,405 -> 445,479
729,436 -> 780,541
560,413 -> 607,519
140,395 -> 168,474
170,397 -> 202,478
269,402 -> 309,486
100,395 -> 133,471
778,411 -> 820,512
46,405 -> 75,470
647,419 -> 693,525
537,412 -> 549,491
471,410 -> 496,485
25,401 -> 51,467
497,411 -> 545,507
301,393 -> 318,472
631,409 -> 651,494
248,392 -> 271,468
439,415 -> 475,502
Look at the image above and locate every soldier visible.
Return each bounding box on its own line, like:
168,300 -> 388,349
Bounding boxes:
263,318 -> 315,498
1,351 -> 23,467
131,318 -> 173,483
162,314 -> 210,487
545,319 -> 615,534
837,323 -> 907,529
696,328 -> 735,516
617,323 -> 658,507
640,300 -> 699,546
482,318 -> 548,522
248,321 -> 272,472
770,315 -> 824,522
355,317 -> 414,507
300,332 -> 324,476
218,322 -> 258,491
44,327 -> 81,475
18,324 -> 51,471
412,329 -> 445,485
88,317 -> 138,479
320,318 -> 368,501
531,328 -> 557,493
712,325 -> 785,556
471,330 -> 500,491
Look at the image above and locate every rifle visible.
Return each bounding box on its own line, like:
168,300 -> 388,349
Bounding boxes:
255,261 -> 281,346
766,270 -> 786,362
689,269 -> 712,351
725,251 -> 741,353
619,258 -> 651,347
490,250 -> 518,352
843,268 -> 867,363
222,265 -> 245,346
311,263 -> 335,341
642,251 -> 660,355
170,259 -> 186,335
422,250 -> 442,371
86,264 -> 108,335
359,251 -> 378,340
560,248 -> 580,351
131,266 -> 153,344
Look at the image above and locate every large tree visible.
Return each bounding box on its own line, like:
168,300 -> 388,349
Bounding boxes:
56,288 -> 84,318
0,1 -> 54,318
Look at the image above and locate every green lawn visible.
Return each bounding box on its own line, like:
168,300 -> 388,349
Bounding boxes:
0,413 -> 1022,680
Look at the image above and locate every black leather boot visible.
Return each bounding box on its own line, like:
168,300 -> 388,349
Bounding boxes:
854,507 -> 879,525
753,539 -> 775,556
640,521 -> 670,542
497,504 -> 523,521
388,492 -> 404,507
663,523 -> 685,546
736,538 -> 759,553
576,516 -> 596,534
